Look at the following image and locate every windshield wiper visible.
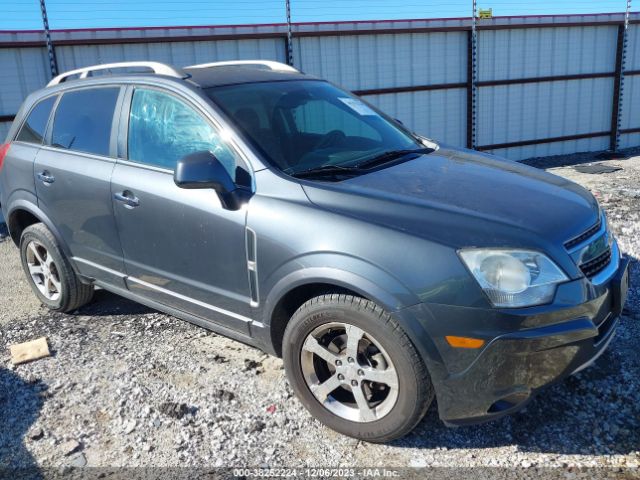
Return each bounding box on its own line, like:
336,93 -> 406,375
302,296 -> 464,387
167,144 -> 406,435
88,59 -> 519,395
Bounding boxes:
290,147 -> 435,180
290,164 -> 363,179
353,147 -> 434,169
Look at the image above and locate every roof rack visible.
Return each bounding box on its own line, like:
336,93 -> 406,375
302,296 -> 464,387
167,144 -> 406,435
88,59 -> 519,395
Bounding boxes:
47,61 -> 186,87
185,60 -> 298,73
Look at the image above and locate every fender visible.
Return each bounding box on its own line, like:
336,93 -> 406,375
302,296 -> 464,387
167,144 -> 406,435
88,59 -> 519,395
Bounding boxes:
260,257 -> 447,386
261,252 -> 421,324
6,197 -> 79,275
5,191 -> 39,243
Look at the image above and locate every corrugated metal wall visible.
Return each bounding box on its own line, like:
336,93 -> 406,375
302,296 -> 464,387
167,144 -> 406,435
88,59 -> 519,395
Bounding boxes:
364,89 -> 467,147
1,13 -> 639,161
477,25 -> 618,160
293,31 -> 467,146
619,24 -> 640,149
0,46 -> 50,140
293,32 -> 467,88
55,38 -> 285,72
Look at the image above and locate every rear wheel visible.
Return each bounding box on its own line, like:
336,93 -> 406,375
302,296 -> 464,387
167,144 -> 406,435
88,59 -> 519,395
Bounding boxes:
283,293 -> 434,442
20,223 -> 94,312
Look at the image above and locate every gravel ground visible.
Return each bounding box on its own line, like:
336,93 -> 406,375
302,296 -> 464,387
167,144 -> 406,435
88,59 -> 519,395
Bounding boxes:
0,224 -> 41,325
0,154 -> 639,474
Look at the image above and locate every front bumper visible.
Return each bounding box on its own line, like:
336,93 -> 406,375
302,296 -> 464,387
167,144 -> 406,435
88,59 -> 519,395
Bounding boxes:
403,253 -> 630,425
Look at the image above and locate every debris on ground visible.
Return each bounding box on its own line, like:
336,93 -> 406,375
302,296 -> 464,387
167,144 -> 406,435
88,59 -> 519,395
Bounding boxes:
210,354 -> 228,364
159,401 -> 192,419
573,163 -> 623,174
214,389 -> 236,402
67,452 -> 87,467
60,439 -> 82,456
28,426 -> 44,441
9,337 -> 50,365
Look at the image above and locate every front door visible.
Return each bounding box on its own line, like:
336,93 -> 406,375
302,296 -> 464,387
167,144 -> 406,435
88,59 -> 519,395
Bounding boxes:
111,86 -> 252,334
34,86 -> 126,287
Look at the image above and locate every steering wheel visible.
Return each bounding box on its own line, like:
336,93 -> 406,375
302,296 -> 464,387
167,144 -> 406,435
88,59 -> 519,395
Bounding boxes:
315,130 -> 347,150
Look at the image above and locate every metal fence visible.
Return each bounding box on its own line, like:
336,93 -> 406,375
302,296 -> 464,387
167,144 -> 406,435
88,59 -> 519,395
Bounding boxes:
1,12 -> 640,161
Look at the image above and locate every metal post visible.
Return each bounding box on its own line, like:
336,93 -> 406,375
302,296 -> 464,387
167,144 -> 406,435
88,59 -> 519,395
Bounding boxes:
467,0 -> 478,149
612,0 -> 632,153
39,0 -> 58,78
285,0 -> 294,66
466,31 -> 473,149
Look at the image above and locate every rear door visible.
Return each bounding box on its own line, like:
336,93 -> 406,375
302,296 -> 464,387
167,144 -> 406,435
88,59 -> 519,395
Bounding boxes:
111,86 -> 252,334
34,86 -> 126,287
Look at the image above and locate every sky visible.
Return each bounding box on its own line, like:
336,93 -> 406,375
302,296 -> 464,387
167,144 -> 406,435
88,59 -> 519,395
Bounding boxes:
1,0 -> 632,31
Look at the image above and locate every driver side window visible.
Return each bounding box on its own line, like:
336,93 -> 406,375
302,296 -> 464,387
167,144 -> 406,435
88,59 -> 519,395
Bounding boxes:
128,88 -> 238,177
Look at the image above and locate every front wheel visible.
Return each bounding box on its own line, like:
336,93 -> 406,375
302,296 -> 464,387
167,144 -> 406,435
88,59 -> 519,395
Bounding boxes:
283,294 -> 434,442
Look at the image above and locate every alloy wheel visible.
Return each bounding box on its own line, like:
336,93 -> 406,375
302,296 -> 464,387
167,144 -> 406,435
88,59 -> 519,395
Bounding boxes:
25,240 -> 62,301
300,322 -> 399,423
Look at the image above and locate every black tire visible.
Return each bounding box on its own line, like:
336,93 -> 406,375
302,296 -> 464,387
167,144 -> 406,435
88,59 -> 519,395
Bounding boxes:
20,223 -> 94,313
283,293 -> 434,442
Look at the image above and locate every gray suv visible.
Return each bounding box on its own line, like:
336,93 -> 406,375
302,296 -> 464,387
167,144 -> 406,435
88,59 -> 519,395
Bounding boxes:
0,60 -> 629,442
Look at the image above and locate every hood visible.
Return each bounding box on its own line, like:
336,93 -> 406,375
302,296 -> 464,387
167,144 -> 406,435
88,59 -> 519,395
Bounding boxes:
301,146 -> 600,251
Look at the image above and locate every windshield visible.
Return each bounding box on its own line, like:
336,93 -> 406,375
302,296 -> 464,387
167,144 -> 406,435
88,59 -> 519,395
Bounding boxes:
206,80 -> 424,176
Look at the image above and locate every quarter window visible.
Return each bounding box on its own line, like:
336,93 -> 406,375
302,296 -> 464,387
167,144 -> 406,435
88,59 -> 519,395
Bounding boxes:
51,88 -> 119,156
16,96 -> 56,144
127,88 -> 238,176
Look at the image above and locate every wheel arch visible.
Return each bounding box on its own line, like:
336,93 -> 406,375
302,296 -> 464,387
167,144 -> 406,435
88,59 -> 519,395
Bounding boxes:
6,200 -> 73,260
263,263 -> 421,357
268,282 -> 361,357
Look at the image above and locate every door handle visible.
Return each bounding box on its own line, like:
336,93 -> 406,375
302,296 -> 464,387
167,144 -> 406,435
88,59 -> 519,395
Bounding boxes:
37,171 -> 55,184
113,191 -> 140,208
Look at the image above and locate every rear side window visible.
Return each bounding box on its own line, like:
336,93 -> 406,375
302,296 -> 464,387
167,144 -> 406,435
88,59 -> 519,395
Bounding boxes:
16,96 -> 56,144
127,88 -> 238,175
51,87 -> 119,156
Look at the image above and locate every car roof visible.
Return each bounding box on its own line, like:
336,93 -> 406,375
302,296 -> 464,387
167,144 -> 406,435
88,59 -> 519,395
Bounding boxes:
183,65 -> 315,88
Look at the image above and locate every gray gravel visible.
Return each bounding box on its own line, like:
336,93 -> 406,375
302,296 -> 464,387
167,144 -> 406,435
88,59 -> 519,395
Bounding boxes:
0,155 -> 639,471
0,224 -> 43,325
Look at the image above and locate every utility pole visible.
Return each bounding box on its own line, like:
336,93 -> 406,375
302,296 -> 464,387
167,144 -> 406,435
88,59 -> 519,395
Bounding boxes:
40,0 -> 59,78
613,0 -> 632,153
285,0 -> 294,66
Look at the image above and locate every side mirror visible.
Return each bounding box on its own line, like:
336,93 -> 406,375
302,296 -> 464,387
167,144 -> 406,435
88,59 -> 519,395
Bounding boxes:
174,151 -> 248,210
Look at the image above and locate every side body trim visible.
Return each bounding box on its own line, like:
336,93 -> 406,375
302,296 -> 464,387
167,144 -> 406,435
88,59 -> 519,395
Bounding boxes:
126,276 -> 253,323
72,256 -> 126,278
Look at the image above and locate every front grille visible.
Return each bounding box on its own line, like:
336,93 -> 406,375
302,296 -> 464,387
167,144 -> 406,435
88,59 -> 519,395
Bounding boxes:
579,248 -> 612,278
565,214 -> 615,281
565,217 -> 602,250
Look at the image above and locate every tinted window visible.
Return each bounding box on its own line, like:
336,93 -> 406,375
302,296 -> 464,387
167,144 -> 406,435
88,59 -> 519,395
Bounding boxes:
52,88 -> 119,156
128,88 -> 238,176
16,96 -> 56,144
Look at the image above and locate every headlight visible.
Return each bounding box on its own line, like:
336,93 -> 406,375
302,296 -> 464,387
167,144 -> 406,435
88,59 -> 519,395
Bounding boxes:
458,249 -> 569,308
